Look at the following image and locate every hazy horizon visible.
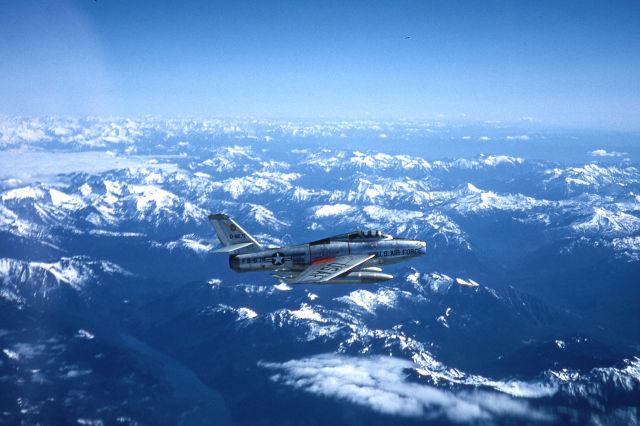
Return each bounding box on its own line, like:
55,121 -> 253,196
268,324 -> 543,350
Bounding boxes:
1,0 -> 639,130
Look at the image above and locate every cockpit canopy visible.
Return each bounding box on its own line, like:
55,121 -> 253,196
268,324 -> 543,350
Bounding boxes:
347,230 -> 392,240
311,230 -> 393,245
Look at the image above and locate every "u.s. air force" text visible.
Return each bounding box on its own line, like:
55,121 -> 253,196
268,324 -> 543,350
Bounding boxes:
375,248 -> 422,257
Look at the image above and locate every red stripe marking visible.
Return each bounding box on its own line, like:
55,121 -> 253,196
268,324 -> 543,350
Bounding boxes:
312,257 -> 336,265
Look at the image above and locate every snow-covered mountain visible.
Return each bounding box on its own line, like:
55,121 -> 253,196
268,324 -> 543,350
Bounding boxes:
1,117 -> 638,425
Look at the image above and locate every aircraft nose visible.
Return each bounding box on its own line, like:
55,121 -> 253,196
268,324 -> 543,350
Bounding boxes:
419,241 -> 427,255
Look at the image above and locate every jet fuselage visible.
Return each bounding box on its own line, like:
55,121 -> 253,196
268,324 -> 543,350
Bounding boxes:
230,238 -> 426,272
209,213 -> 426,284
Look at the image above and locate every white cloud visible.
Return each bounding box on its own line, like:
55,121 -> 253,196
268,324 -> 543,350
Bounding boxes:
0,149 -> 178,182
260,354 -> 550,423
505,135 -> 530,141
590,149 -> 627,157
76,329 -> 95,340
274,282 -> 292,291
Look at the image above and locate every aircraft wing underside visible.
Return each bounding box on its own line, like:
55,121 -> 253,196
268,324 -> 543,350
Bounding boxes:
289,254 -> 375,284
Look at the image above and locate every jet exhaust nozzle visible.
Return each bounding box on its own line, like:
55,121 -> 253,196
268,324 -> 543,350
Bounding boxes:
229,255 -> 240,270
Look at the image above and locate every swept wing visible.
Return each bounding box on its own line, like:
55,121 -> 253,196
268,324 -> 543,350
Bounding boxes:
290,254 -> 375,284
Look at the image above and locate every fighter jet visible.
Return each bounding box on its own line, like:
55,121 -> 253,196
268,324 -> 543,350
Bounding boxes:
209,213 -> 426,284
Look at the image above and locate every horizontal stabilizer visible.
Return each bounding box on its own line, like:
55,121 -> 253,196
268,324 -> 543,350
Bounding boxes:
271,273 -> 297,280
213,242 -> 254,253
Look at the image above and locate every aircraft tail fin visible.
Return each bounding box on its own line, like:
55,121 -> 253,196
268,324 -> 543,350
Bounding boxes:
208,213 -> 263,253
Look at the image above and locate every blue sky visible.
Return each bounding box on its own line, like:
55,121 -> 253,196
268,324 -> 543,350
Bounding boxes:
1,0 -> 639,129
